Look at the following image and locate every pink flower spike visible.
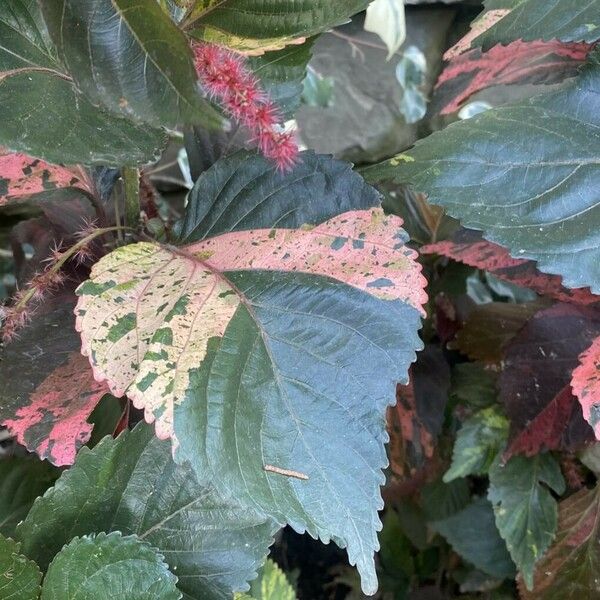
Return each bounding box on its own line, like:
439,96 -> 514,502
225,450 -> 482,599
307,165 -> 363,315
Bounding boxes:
193,41 -> 299,171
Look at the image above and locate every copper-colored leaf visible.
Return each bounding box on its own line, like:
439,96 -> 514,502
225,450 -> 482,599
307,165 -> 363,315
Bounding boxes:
422,229 -> 599,306
2,353 -> 109,466
520,485 -> 600,599
572,336 -> 600,440
500,304 -> 599,459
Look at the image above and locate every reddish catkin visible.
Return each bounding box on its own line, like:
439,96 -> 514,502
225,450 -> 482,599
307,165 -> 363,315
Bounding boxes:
193,42 -> 299,172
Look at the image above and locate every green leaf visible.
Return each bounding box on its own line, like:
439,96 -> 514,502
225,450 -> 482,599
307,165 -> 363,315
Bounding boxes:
74,194 -> 425,595
487,453 -> 565,589
364,49 -> 600,293
475,0 -> 600,49
0,3 -> 165,166
521,484 -> 600,598
0,0 -> 55,70
17,425 -> 277,600
444,407 -> 509,482
248,40 -> 315,119
244,559 -> 296,600
421,479 -> 470,522
0,459 -> 59,538
41,1 -> 221,129
41,532 -> 180,600
432,497 -> 515,580
0,534 -> 42,600
183,0 -> 370,53
450,363 -> 498,410
177,150 -> 382,243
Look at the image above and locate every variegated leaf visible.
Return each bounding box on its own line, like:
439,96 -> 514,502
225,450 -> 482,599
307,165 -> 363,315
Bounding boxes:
572,336 -> 600,440
75,207 -> 425,594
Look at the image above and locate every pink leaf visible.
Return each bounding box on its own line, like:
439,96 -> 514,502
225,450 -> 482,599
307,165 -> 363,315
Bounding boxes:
2,352 -> 109,465
422,230 -> 598,306
437,40 -> 591,115
0,149 -> 89,206
572,336 -> 600,441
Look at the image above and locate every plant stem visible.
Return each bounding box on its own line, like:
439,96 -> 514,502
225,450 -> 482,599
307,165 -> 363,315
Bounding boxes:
122,166 -> 140,231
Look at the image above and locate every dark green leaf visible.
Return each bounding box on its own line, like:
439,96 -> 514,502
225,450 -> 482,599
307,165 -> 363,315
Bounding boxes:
174,270 -> 423,595
41,532 -> 180,600
0,4 -> 165,166
475,0 -> 600,49
41,0 -> 221,129
363,50 -> 600,293
450,363 -> 498,410
444,407 -> 509,482
488,453 -> 565,589
17,424 -> 277,600
421,479 -> 470,522
177,150 -> 381,242
0,0 -> 55,70
0,459 -> 59,538
248,40 -> 315,118
432,497 -> 515,580
183,1 -> 370,53
0,533 -> 41,600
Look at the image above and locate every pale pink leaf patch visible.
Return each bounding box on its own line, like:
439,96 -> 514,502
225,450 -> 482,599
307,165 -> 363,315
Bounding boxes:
75,208 -> 427,443
2,352 -> 109,465
0,149 -> 90,206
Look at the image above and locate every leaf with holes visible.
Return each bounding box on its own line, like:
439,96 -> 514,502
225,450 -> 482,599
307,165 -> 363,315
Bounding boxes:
75,166 -> 425,594
572,336 -> 600,440
0,1 -> 165,166
41,532 -> 181,600
17,424 -> 277,600
1,352 -> 110,466
41,1 -> 222,129
0,150 -> 90,206
365,49 -> 600,293
519,484 -> 600,599
488,453 -> 565,589
182,0 -> 370,53
474,0 -> 600,50
0,534 -> 42,600
422,229 -> 599,306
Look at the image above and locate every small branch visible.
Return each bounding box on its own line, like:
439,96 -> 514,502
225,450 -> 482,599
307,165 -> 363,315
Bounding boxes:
264,464 -> 309,481
121,167 -> 140,231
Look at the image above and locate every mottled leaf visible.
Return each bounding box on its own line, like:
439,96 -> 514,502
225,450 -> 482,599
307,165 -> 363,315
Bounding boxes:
41,532 -> 181,600
488,453 -> 565,589
444,407 -> 509,482
0,459 -> 59,538
500,304 -> 600,457
520,485 -> 600,599
2,353 -> 109,466
0,150 -> 90,206
432,497 -> 515,579
178,150 -> 382,243
41,1 -> 221,129
0,534 -> 41,600
76,206 -> 425,594
435,40 -> 590,115
183,1 -> 370,54
572,336 -> 600,440
365,49 -> 600,293
474,0 -> 600,50
17,424 -> 277,600
422,231 -> 599,306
